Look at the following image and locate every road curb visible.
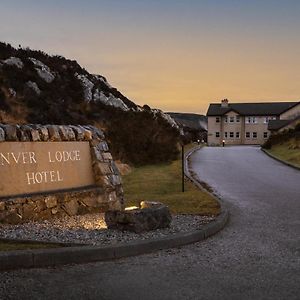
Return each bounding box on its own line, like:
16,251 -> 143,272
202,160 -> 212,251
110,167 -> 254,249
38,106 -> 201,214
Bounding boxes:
184,145 -> 229,224
0,146 -> 229,271
261,148 -> 300,171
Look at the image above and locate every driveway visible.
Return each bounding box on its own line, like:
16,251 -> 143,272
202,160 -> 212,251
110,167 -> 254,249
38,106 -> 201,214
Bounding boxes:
1,146 -> 299,300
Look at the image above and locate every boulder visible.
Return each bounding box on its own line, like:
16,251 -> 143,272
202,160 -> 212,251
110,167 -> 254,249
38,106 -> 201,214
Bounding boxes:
140,201 -> 163,209
105,203 -> 172,233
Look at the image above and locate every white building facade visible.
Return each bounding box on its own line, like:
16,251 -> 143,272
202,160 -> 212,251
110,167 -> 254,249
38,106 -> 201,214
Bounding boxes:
207,99 -> 300,146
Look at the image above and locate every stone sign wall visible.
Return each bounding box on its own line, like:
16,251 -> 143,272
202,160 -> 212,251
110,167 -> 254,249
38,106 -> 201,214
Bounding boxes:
0,124 -> 124,224
0,141 -> 95,198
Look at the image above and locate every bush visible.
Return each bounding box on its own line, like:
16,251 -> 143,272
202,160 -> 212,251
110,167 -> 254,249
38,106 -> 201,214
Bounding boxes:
262,126 -> 300,149
0,89 -> 10,111
103,108 -> 180,165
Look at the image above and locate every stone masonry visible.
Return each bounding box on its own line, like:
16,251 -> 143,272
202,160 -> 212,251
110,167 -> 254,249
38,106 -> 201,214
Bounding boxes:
0,124 -> 124,224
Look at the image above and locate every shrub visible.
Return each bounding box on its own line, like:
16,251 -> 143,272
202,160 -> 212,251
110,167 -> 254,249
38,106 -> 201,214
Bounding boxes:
0,88 -> 10,111
262,126 -> 300,149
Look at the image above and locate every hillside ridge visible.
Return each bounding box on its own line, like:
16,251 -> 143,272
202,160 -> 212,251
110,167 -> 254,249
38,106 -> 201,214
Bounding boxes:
0,42 -> 180,165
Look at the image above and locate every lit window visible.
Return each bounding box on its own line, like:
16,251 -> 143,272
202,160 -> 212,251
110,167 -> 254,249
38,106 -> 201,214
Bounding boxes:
224,132 -> 228,138
263,132 -> 268,139
216,132 -> 220,138
246,132 -> 250,138
236,116 -> 240,123
229,116 -> 235,123
230,132 -> 234,138
253,132 -> 257,139
216,117 -> 220,123
236,132 -> 240,138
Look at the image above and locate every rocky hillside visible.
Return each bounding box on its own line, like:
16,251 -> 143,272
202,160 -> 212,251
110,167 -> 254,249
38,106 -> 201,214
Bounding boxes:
0,42 -> 180,165
168,112 -> 207,142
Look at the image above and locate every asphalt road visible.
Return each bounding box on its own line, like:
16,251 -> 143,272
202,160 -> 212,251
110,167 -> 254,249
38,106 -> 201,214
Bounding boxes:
1,146 -> 299,300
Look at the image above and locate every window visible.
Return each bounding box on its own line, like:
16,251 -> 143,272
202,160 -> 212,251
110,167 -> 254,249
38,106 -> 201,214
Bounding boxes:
216,132 -> 220,138
236,116 -> 240,123
246,116 -> 257,124
229,116 -> 235,123
224,116 -> 228,123
246,132 -> 250,139
216,117 -> 220,123
236,132 -> 240,139
230,132 -> 234,138
252,132 -> 257,139
264,116 -> 276,124
263,132 -> 268,139
224,132 -> 228,138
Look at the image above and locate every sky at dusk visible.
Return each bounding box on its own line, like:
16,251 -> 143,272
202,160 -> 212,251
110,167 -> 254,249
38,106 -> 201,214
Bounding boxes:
0,0 -> 300,114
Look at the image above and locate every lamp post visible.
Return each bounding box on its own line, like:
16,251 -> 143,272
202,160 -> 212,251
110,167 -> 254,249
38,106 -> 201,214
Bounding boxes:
181,143 -> 185,193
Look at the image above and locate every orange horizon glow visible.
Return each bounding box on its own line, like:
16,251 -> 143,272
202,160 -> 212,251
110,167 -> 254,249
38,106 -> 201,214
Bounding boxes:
1,1 -> 299,114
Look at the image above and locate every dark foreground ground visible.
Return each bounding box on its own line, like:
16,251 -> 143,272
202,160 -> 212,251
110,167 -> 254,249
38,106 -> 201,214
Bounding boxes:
0,146 -> 299,300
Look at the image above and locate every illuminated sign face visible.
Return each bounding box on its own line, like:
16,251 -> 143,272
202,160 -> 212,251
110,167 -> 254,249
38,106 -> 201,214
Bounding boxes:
0,142 -> 95,198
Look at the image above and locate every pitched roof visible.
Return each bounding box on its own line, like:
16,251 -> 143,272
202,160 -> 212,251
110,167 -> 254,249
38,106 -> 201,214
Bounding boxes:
268,116 -> 300,131
267,119 -> 292,131
207,102 -> 299,116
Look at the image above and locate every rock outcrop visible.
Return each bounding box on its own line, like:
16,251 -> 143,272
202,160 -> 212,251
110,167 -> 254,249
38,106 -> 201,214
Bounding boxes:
0,42 -> 180,165
105,201 -> 172,233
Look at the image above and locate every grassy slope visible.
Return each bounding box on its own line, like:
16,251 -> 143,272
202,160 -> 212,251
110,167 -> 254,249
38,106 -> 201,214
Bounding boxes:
0,241 -> 63,251
268,138 -> 300,167
123,154 -> 220,216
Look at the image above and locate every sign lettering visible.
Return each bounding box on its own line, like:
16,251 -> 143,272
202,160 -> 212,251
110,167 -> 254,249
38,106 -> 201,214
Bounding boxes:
0,142 -> 95,198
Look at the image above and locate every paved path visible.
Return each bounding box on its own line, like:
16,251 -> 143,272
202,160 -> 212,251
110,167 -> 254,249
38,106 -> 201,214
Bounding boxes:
1,146 -> 299,300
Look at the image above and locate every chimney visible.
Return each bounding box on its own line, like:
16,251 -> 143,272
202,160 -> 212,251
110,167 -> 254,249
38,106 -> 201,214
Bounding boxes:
221,99 -> 229,108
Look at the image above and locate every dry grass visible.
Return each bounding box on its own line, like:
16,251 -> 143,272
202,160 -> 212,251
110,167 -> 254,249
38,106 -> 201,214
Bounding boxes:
0,240 -> 64,251
268,138 -> 300,167
122,155 -> 220,216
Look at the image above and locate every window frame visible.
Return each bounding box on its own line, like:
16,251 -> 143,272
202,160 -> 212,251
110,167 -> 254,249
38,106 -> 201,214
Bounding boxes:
246,116 -> 258,124
264,116 -> 276,124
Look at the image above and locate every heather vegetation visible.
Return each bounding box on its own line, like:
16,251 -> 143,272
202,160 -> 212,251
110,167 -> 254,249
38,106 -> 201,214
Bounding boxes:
262,123 -> 300,167
262,123 -> 300,150
0,42 -> 180,165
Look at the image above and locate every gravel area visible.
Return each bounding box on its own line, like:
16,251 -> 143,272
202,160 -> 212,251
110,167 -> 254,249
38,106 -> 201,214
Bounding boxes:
0,213 -> 215,246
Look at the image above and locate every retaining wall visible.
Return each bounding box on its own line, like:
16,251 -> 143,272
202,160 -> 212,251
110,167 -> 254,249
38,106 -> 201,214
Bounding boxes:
0,124 -> 124,224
